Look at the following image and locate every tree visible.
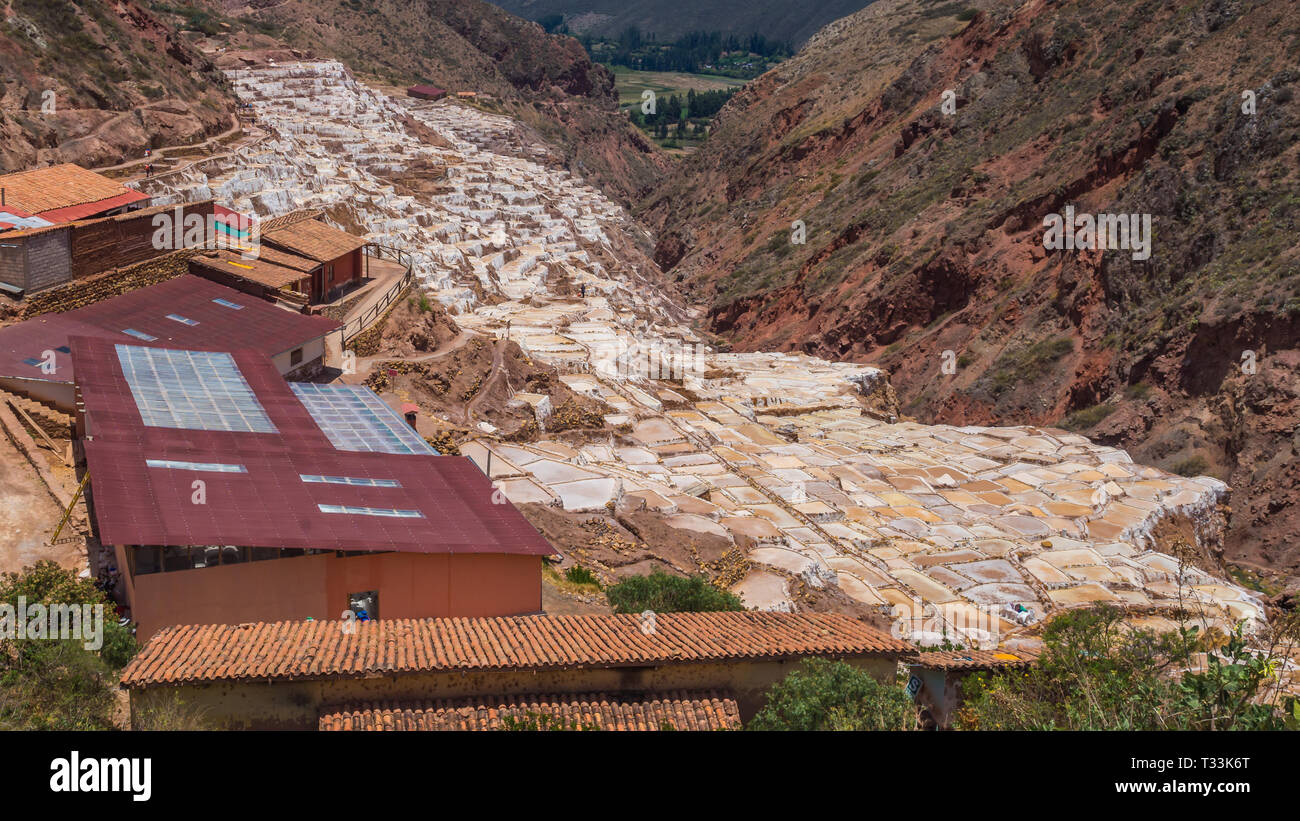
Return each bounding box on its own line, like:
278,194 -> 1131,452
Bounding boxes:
748,658 -> 914,731
604,569 -> 745,614
0,560 -> 138,730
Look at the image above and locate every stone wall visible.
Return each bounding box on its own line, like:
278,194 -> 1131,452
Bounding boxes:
21,249 -> 200,319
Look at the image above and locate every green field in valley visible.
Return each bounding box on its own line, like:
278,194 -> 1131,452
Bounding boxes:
611,66 -> 745,109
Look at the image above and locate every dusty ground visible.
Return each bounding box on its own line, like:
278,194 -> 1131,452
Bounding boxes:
517,499 -> 741,584
348,296 -> 612,448
0,434 -> 76,575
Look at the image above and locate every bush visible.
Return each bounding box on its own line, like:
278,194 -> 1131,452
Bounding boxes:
604,569 -> 744,614
1062,402 -> 1114,430
985,337 -> 1074,397
748,658 -> 914,731
957,605 -> 1297,730
133,693 -> 212,731
563,565 -> 599,586
1171,455 -> 1209,477
0,561 -> 137,730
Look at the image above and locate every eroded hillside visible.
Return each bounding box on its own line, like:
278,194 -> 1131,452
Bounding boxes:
0,0 -> 235,170
641,0 -> 1300,592
190,0 -> 670,203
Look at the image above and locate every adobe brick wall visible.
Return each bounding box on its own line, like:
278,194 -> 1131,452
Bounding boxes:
68,201 -> 215,282
128,655 -> 899,730
20,248 -> 199,319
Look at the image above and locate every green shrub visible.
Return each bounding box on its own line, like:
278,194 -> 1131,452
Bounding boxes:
1171,455 -> 1209,476
563,565 -> 599,586
0,561 -> 138,731
1124,382 -> 1152,400
604,569 -> 744,614
748,658 -> 914,731
957,605 -> 1297,730
1062,403 -> 1115,430
985,337 -> 1074,396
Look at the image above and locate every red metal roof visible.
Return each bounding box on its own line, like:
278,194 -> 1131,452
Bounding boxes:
36,190 -> 152,223
73,335 -> 555,556
0,275 -> 339,385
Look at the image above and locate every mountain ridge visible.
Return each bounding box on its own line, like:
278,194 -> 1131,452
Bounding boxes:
491,0 -> 878,45
640,0 -> 1300,589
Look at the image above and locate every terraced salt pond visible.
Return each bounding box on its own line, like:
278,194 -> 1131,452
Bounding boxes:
130,59 -> 1264,648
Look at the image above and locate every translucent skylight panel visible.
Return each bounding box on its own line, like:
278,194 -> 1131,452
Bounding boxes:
212,298 -> 244,310
166,314 -> 199,326
123,329 -> 157,341
147,459 -> 247,473
116,344 -> 277,433
290,384 -> 436,455
300,474 -> 401,488
317,504 -> 423,518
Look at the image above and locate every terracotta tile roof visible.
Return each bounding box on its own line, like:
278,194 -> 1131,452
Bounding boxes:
259,209 -> 324,232
191,249 -> 313,289
0,163 -> 145,215
38,190 -> 151,222
910,648 -> 1038,671
121,612 -> 911,688
263,218 -> 367,262
318,691 -> 741,731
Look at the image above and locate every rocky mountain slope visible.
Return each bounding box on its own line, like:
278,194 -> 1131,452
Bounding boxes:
0,0 -> 235,171
493,0 -> 876,45
641,0 -> 1300,591
190,0 -> 670,203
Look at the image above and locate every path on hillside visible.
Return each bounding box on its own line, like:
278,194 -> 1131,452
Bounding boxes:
353,329 -> 479,375
465,339 -> 509,426
93,114 -> 247,177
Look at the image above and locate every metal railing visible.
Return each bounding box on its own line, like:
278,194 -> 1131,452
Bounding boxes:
339,244 -> 415,344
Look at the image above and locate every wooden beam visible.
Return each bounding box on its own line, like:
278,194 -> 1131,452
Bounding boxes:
6,399 -> 69,465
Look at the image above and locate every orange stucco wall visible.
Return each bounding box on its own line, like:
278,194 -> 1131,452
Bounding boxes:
127,551 -> 541,640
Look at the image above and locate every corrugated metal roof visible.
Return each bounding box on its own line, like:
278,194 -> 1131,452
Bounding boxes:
318,691 -> 742,731
73,335 -> 555,556
120,612 -> 913,687
0,275 -> 338,384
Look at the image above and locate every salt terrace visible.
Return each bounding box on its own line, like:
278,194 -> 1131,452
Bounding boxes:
130,60 -> 1263,647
